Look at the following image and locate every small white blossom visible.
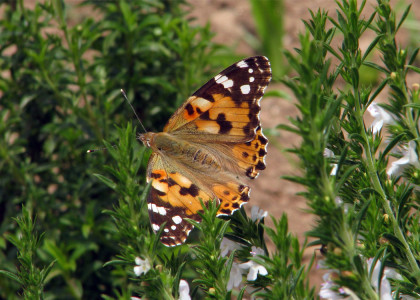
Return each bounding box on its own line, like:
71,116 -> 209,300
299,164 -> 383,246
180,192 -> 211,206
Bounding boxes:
130,297 -> 141,300
367,102 -> 395,134
319,257 -> 406,300
250,246 -> 265,256
324,148 -> 338,175
134,256 -> 151,277
227,262 -> 242,291
319,272 -> 348,299
387,141 -> 420,176
239,246 -> 268,281
396,295 -> 419,300
240,262 -> 268,281
250,206 -> 268,222
335,196 -> 351,213
317,259 -> 328,269
367,258 -> 403,300
179,279 -> 191,300
220,237 -> 242,257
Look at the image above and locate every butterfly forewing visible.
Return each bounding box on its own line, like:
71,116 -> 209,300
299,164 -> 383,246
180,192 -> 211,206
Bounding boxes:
143,56 -> 272,247
163,56 -> 271,142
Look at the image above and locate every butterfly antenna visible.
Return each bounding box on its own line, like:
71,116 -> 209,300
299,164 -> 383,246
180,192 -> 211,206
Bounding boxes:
86,145 -> 117,153
120,89 -> 148,133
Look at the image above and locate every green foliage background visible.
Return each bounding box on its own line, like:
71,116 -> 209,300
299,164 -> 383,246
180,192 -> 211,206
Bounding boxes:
0,0 -> 220,298
1,0 -> 419,299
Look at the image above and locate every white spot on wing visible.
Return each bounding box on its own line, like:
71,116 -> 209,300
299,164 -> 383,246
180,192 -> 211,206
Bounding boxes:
215,75 -> 228,84
215,75 -> 234,88
249,77 -> 255,82
222,79 -> 234,88
152,224 -> 160,231
171,225 -> 176,230
157,206 -> 166,215
237,60 -> 248,68
240,85 -> 251,94
150,203 -> 167,216
248,68 -> 254,73
172,215 -> 182,224
164,228 -> 169,232
151,203 -> 158,213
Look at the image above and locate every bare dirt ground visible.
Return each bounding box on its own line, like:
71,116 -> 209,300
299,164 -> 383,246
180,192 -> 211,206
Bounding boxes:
188,0 -> 420,290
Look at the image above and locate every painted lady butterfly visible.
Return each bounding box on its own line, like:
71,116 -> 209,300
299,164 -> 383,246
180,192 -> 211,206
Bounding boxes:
139,56 -> 272,246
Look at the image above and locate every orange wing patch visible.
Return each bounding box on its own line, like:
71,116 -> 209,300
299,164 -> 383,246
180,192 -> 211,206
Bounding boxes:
182,97 -> 213,122
232,126 -> 268,179
147,170 -> 212,246
149,170 -> 211,215
213,182 -> 250,216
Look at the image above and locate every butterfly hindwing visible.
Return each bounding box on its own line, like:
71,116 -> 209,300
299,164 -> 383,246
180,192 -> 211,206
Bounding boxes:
147,154 -> 253,245
146,154 -> 211,246
232,125 -> 268,179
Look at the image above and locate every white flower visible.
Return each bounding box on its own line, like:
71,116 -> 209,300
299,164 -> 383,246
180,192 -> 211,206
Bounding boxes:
335,196 -> 351,213
324,148 -> 338,175
319,272 -> 351,299
130,297 -> 141,300
317,259 -> 328,269
220,237 -> 242,257
250,246 -> 265,256
179,279 -> 191,300
387,141 -> 420,176
227,262 -> 242,291
367,102 -> 395,134
240,261 -> 268,281
396,294 -> 419,300
239,246 -> 268,281
367,258 -> 403,300
134,256 -> 151,276
250,206 -> 268,222
319,257 -> 407,300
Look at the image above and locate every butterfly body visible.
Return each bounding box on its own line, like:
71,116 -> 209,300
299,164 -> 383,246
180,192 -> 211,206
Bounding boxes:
141,56 -> 272,246
140,132 -> 223,172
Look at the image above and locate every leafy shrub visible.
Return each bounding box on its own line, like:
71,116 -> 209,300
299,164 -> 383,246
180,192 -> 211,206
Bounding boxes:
1,0 -> 419,299
0,0 -> 219,298
282,0 -> 420,298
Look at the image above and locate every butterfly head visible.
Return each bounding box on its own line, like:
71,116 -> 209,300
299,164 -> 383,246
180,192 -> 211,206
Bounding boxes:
138,132 -> 155,148
139,132 -> 181,156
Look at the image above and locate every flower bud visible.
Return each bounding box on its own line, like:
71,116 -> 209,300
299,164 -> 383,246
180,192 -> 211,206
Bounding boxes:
341,270 -> 357,280
390,72 -> 397,80
208,288 -> 216,295
333,247 -> 342,256
379,236 -> 389,245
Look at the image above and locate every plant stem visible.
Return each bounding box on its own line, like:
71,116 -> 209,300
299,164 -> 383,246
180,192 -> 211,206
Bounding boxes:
354,85 -> 420,284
